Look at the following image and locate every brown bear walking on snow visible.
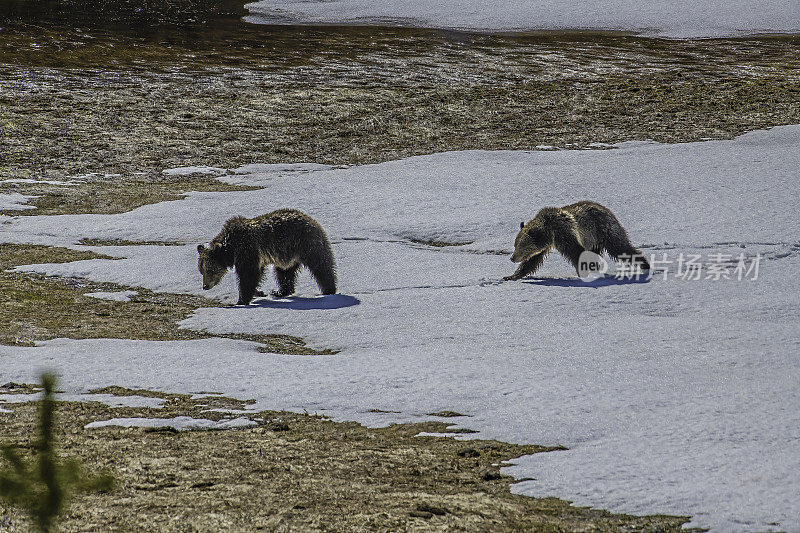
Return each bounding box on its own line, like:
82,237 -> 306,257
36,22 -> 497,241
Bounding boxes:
505,200 -> 650,281
198,209 -> 337,305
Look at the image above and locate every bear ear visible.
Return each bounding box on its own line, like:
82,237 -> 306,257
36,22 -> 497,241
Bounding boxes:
520,221 -> 525,230
197,244 -> 206,253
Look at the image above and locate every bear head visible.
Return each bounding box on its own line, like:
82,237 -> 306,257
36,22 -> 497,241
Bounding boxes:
197,243 -> 228,290
510,218 -> 552,263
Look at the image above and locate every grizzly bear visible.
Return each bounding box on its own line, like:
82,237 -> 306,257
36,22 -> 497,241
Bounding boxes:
505,200 -> 650,281
198,209 -> 336,304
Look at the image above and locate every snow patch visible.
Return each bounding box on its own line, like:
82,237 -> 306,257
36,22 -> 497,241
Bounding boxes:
84,290 -> 138,302
0,393 -> 38,404
79,393 -> 166,409
85,416 -> 258,430
202,408 -> 255,415
0,392 -> 165,409
218,163 -> 338,187
243,0 -> 800,38
0,193 -> 39,211
415,432 -> 468,439
1,178 -> 82,186
162,166 -> 226,176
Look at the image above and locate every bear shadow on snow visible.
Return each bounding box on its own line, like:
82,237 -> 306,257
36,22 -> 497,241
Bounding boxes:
244,294 -> 361,310
522,274 -> 651,288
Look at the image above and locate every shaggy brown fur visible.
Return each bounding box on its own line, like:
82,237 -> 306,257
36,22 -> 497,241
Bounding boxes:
505,201 -> 650,281
198,209 -> 336,304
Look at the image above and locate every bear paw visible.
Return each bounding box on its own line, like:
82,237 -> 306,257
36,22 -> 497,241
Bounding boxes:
271,290 -> 293,298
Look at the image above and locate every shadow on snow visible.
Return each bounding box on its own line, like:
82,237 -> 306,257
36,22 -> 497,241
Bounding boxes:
522,274 -> 651,288
250,294 -> 361,310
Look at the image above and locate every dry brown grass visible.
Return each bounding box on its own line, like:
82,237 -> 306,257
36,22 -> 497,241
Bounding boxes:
0,388 -> 693,532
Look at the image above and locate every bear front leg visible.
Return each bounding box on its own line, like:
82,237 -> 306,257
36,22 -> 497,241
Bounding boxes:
504,252 -> 546,281
272,265 -> 300,298
235,263 -> 263,305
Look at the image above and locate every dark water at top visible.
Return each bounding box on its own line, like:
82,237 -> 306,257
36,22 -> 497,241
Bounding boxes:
0,0 -> 246,27
1,0 -> 799,91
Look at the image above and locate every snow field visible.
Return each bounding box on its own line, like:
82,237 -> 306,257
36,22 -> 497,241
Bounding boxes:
85,416 -> 258,431
2,126 -> 800,530
243,0 -> 800,38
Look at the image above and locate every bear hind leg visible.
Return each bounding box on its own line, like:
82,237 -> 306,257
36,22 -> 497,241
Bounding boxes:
311,266 -> 337,295
272,265 -> 300,298
605,237 -> 650,270
306,258 -> 337,295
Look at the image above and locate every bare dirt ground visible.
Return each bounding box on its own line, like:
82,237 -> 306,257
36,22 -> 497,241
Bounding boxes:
0,386 -> 691,531
1,3 -> 798,530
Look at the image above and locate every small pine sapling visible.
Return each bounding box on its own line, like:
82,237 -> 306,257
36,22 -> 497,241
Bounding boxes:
0,373 -> 115,532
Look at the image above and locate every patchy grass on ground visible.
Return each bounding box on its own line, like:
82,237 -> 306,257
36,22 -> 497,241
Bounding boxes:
3,76 -> 799,188
1,24 -> 799,217
0,244 -> 332,354
0,172 -> 257,216
0,387 -> 693,531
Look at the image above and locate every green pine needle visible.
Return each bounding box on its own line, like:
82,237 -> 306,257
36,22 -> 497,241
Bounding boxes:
0,373 -> 116,532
